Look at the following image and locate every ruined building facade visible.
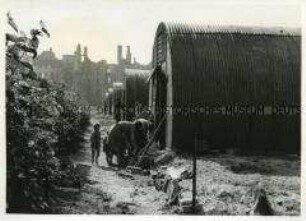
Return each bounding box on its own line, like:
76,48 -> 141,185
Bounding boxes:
34,44 -> 151,106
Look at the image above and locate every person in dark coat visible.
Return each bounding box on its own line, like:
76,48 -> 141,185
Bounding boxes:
90,123 -> 101,165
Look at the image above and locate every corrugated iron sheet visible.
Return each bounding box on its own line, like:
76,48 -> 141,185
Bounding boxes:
125,74 -> 149,120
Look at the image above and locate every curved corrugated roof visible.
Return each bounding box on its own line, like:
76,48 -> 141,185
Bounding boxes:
157,22 -> 300,38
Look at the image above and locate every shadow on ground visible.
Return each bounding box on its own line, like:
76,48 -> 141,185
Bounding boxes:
205,155 -> 300,177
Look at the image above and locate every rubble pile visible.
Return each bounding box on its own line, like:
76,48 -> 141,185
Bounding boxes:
134,142 -> 177,169
151,166 -> 203,214
114,139 -> 299,215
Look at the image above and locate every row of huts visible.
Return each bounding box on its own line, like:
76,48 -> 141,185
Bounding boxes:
104,22 -> 301,154
103,68 -> 151,121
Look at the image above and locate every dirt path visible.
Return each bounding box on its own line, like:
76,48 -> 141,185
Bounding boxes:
63,113 -> 168,214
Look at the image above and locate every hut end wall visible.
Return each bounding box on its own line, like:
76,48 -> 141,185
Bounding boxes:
165,40 -> 173,149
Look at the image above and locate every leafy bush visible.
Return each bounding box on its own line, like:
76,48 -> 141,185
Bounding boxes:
6,15 -> 90,213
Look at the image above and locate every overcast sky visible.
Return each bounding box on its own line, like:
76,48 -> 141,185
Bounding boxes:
6,0 -> 301,64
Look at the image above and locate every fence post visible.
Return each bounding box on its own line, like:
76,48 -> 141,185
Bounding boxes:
192,134 -> 197,214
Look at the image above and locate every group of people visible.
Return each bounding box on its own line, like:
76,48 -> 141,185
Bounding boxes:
90,118 -> 152,167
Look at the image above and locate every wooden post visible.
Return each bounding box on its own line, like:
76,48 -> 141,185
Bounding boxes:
192,134 -> 197,214
190,34 -> 198,215
124,74 -> 127,120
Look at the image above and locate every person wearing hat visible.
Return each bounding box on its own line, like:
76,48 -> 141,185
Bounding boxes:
90,123 -> 101,165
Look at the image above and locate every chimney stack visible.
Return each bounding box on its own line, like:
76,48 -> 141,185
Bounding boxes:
84,46 -> 89,61
117,45 -> 123,65
126,45 -> 132,65
75,43 -> 82,63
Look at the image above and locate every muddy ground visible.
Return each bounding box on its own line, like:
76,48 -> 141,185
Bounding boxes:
52,114 -> 300,215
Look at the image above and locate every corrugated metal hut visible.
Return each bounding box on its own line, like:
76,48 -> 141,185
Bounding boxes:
103,84 -> 124,119
124,69 -> 151,120
149,22 -> 301,154
103,70 -> 151,121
